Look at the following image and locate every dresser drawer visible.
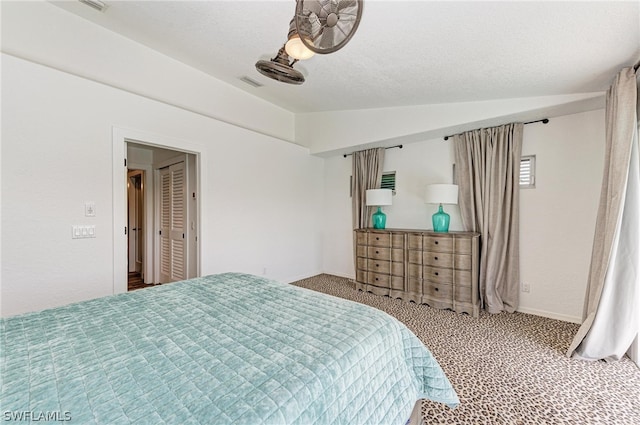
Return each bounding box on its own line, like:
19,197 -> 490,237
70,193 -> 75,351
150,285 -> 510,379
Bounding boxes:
357,258 -> 403,276
366,272 -> 403,290
389,275 -> 404,291
453,269 -> 472,286
407,234 -> 424,250
369,232 -> 391,247
408,234 -> 473,253
357,244 -> 397,259
455,284 -> 473,303
408,249 -> 422,264
367,233 -> 403,247
407,263 -> 422,279
367,246 -> 403,262
453,237 -> 472,254
423,236 -> 454,252
356,257 -> 367,271
423,281 -> 453,299
407,278 -> 422,294
423,252 -> 472,270
423,266 -> 453,284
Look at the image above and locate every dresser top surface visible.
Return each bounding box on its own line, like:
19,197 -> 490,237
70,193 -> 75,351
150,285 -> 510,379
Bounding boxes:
356,228 -> 480,237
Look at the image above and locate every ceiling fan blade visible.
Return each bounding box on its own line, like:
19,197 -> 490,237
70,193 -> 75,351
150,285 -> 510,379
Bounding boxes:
295,0 -> 363,54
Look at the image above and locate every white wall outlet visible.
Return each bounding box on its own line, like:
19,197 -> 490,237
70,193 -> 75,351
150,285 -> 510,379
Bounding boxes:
85,202 -> 96,217
522,282 -> 531,293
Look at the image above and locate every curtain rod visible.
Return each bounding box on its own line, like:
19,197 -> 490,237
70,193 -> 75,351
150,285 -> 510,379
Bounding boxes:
343,144 -> 403,158
443,118 -> 549,141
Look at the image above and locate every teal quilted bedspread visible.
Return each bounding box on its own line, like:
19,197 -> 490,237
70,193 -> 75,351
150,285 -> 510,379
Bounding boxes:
1,273 -> 458,424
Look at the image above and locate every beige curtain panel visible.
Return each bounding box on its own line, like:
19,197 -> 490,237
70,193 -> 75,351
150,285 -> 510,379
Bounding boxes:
351,148 -> 385,271
351,148 -> 385,230
453,123 -> 523,314
567,67 -> 640,362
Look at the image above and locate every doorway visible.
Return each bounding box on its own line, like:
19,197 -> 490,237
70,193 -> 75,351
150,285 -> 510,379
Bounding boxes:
127,169 -> 145,288
113,128 -> 204,295
125,142 -> 199,291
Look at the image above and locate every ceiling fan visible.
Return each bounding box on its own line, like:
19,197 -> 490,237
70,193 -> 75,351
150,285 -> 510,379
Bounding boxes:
255,0 -> 364,85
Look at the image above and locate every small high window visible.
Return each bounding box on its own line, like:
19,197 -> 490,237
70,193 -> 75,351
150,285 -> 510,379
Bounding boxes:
350,171 -> 396,196
520,155 -> 536,188
380,171 -> 396,193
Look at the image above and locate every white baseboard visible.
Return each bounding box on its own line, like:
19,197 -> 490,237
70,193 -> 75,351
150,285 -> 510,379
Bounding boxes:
516,306 -> 582,324
285,270 -> 356,284
282,270 -> 324,284
320,270 -> 356,280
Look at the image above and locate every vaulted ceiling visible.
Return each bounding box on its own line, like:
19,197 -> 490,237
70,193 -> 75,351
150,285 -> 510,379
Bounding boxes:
52,0 -> 640,114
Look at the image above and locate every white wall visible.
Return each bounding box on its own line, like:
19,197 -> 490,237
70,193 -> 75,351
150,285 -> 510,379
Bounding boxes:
298,94 -> 604,156
519,110 -> 604,322
1,53 -> 324,317
0,0 -> 606,324
1,1 -> 295,143
322,110 -> 604,323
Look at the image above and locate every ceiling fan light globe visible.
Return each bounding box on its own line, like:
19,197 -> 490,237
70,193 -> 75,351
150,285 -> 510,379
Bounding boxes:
285,35 -> 316,60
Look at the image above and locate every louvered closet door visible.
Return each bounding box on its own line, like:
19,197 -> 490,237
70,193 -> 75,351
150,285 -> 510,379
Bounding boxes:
159,162 -> 187,283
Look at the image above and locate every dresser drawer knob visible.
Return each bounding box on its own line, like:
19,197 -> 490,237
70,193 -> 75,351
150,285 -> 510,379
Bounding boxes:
434,256 -> 438,260
376,237 -> 380,240
435,241 -> 439,245
375,264 -> 379,267
435,287 -> 439,291
435,272 -> 439,276
376,251 -> 379,254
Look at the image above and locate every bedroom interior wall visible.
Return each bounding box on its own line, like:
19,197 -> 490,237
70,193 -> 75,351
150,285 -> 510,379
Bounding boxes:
1,53 -> 324,318
1,1 -> 295,143
518,109 -> 604,323
322,110 -> 604,323
299,94 -> 605,156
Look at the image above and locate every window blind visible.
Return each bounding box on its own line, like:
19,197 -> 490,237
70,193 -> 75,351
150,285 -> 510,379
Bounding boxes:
520,155 -> 535,188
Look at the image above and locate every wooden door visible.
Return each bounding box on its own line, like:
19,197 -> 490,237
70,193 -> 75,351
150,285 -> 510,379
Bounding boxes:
158,162 -> 187,283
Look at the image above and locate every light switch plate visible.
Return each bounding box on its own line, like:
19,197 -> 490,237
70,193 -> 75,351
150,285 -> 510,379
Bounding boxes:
72,225 -> 96,239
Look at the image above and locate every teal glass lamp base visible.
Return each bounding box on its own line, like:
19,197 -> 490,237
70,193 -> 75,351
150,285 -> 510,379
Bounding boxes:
372,207 -> 387,229
432,204 -> 450,232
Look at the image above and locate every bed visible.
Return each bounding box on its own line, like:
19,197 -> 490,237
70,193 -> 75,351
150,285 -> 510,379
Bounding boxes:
0,273 -> 458,424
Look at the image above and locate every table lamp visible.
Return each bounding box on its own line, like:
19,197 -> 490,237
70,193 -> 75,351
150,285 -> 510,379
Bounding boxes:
425,184 -> 458,232
366,189 -> 393,229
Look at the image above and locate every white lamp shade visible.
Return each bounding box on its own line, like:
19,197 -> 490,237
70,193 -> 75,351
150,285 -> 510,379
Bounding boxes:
425,184 -> 458,205
366,189 -> 393,206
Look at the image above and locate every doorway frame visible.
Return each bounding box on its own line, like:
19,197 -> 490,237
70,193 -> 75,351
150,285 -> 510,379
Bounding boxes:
112,127 -> 204,295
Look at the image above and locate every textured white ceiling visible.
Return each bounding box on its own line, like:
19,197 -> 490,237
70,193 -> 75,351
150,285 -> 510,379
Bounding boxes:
52,0 -> 640,114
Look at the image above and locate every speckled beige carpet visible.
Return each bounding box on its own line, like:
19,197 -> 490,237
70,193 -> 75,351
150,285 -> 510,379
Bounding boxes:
291,274 -> 640,425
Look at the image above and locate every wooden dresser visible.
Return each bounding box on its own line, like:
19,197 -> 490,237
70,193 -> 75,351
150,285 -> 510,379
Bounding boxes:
355,228 -> 481,317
